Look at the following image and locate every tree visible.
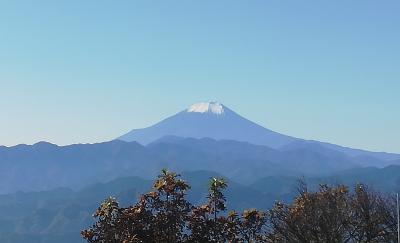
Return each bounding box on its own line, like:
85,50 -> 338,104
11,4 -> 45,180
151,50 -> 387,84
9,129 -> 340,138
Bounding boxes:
187,177 -> 235,242
348,184 -> 397,242
238,209 -> 268,242
268,184 -> 352,242
147,169 -> 191,242
81,197 -> 124,243
82,169 -> 191,243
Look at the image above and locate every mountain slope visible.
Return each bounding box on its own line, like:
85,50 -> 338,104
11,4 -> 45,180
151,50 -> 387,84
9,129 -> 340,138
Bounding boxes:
0,140 -> 161,194
281,140 -> 400,165
148,136 -> 365,183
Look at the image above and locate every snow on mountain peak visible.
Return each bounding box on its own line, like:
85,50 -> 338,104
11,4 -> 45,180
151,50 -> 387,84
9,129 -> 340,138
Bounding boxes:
187,102 -> 225,115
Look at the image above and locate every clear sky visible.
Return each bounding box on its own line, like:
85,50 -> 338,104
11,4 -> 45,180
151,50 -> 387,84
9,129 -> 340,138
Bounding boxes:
0,1 -> 399,153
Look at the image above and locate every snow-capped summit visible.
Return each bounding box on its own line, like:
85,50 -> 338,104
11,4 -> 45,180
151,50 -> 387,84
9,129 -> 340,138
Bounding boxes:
187,102 -> 225,115
118,101 -> 297,148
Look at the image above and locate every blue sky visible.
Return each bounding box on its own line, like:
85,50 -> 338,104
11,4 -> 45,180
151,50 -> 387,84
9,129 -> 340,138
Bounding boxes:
0,1 -> 399,153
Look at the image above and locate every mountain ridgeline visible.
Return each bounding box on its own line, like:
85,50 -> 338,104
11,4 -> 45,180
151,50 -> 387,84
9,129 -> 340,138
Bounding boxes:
0,137 -> 398,194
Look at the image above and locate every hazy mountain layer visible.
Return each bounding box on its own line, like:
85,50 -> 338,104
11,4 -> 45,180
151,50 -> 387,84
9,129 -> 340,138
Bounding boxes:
1,137 -> 397,194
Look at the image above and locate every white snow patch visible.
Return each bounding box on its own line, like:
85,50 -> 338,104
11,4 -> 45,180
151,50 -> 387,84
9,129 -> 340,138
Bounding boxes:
187,102 -> 225,115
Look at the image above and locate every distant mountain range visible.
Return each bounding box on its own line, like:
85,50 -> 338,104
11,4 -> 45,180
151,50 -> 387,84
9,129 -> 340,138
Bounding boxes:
1,101 -> 399,194
0,137 -> 396,194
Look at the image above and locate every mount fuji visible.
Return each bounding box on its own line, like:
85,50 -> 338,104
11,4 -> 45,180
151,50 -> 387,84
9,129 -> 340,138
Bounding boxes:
118,102 -> 297,148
